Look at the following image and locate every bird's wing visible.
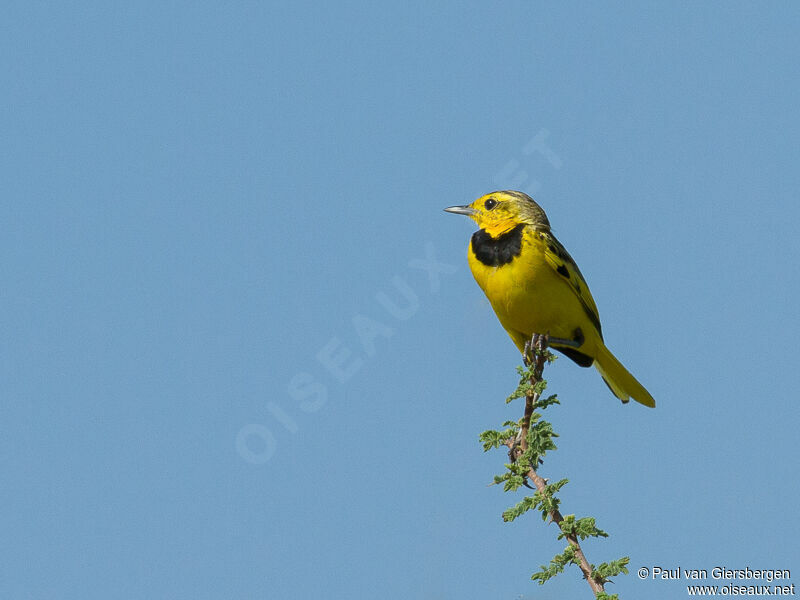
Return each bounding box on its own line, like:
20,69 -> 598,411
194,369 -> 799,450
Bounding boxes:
540,231 -> 604,339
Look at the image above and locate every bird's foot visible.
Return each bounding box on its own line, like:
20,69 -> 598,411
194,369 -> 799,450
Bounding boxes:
523,333 -> 551,365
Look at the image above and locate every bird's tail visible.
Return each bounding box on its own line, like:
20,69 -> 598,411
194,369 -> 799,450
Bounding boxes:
593,341 -> 655,407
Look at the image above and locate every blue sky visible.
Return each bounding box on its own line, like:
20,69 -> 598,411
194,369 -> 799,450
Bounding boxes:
2,2 -> 799,599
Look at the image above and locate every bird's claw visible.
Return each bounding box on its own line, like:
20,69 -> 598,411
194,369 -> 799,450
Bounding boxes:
523,334 -> 550,365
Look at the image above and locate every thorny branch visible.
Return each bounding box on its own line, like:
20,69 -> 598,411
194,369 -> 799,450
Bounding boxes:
505,334 -> 607,597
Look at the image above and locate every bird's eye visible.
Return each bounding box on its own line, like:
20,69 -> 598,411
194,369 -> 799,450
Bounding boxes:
484,198 -> 498,210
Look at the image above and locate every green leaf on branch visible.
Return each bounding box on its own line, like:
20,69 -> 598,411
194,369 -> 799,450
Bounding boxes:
520,420 -> 559,468
502,495 -> 536,522
592,557 -> 630,581
492,467 -> 527,492
534,478 -> 567,521
478,424 -> 518,451
506,362 -> 555,403
535,393 -> 560,410
506,365 -> 538,403
530,544 -> 578,584
558,516 -> 609,540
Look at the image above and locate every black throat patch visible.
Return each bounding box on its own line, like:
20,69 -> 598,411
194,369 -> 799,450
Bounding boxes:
471,223 -> 525,266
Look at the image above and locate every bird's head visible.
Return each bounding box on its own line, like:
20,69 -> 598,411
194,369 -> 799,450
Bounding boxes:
444,190 -> 550,237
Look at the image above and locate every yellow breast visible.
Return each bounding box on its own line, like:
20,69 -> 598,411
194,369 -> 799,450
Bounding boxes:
467,227 -> 600,350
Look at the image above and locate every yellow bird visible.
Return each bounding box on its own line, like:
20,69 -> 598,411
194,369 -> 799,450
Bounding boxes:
445,190 -> 655,407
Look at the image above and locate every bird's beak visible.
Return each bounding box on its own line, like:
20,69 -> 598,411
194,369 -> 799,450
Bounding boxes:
444,205 -> 477,216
